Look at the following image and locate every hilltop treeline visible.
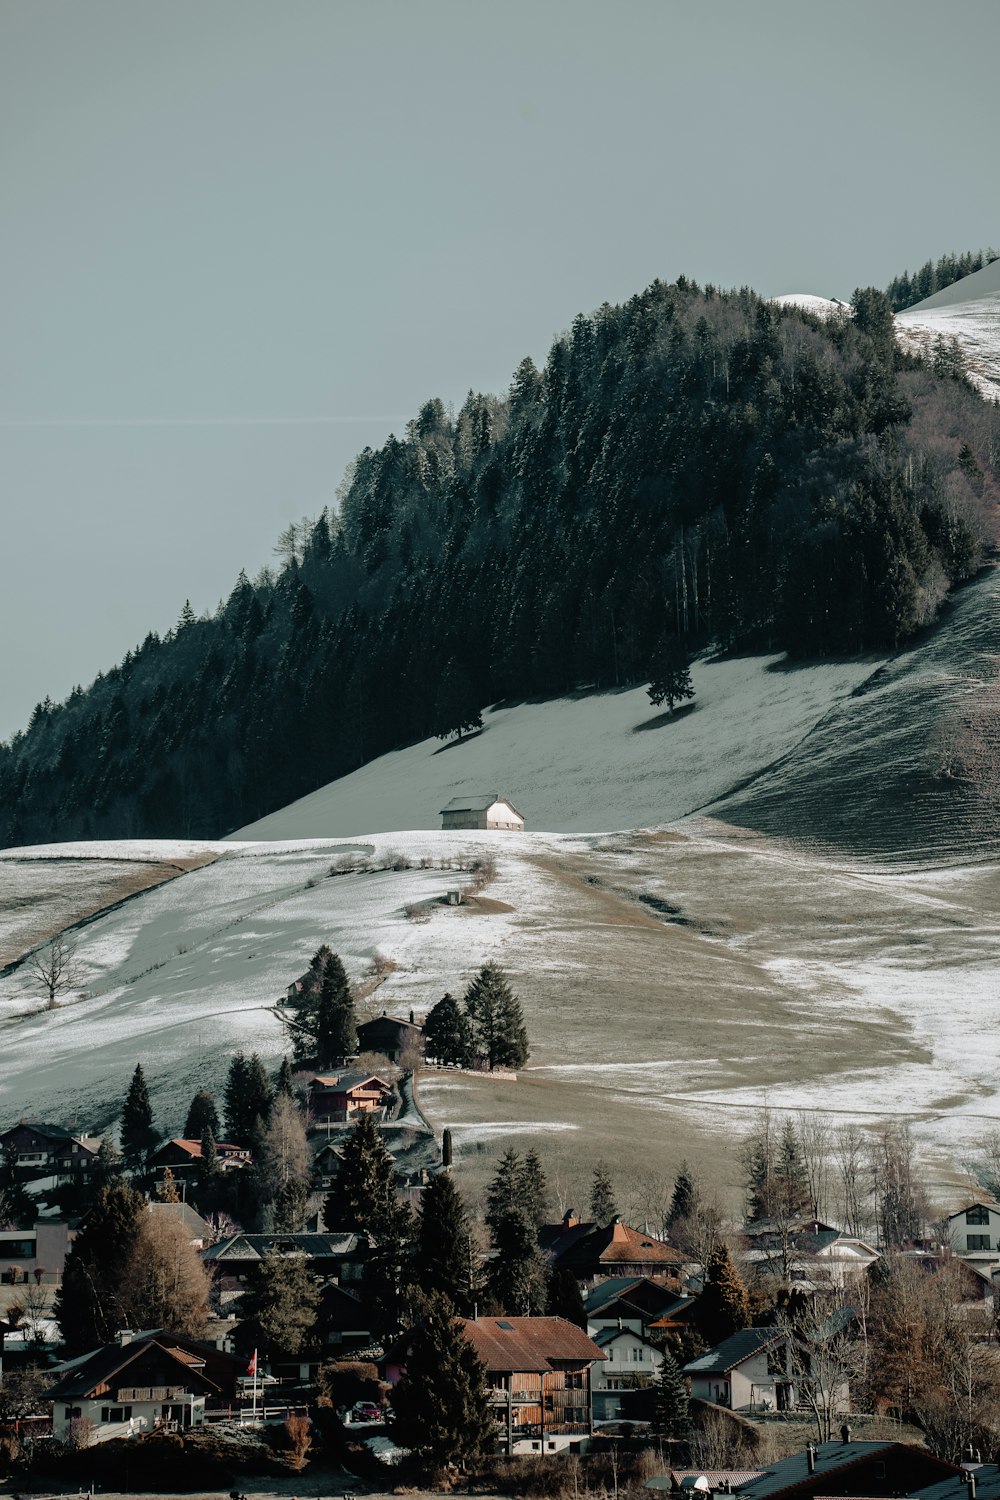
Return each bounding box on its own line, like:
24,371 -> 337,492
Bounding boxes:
3,278 -> 998,843
886,246 -> 999,312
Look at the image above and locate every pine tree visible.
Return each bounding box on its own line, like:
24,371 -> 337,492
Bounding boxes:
485,1147 -> 526,1238
652,1350 -> 691,1444
240,1249 -> 319,1358
184,1089 -> 220,1140
432,659 -> 483,742
423,993 -> 473,1067
224,1054 -> 251,1143
196,1127 -> 220,1194
463,963 -> 528,1071
488,1209 -> 548,1315
413,1173 -> 477,1315
696,1243 -> 750,1347
156,1167 -> 180,1203
590,1164 -> 617,1225
389,1296 -> 495,1471
245,1053 -> 275,1132
520,1149 -> 549,1227
775,1117 -> 809,1219
275,1056 -> 295,1099
315,960 -> 357,1068
324,1112 -> 398,1239
546,1265 -> 586,1328
667,1162 -> 696,1229
121,1063 -> 157,1168
647,634 -> 695,712
54,1181 -> 146,1353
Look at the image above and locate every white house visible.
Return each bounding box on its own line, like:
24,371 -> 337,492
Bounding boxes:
589,1324 -> 665,1420
46,1332 -> 218,1444
945,1202 -> 1000,1259
439,793 -> 525,831
684,1328 -> 793,1413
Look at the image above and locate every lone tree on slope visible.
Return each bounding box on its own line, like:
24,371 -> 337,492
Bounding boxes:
647,634 -> 695,713
25,934 -> 82,1008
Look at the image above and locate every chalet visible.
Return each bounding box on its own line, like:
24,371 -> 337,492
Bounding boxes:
590,1324 -> 665,1421
0,1222 -> 72,1285
384,1316 -> 602,1455
584,1276 -> 693,1333
46,1331 -> 224,1444
315,1281 -> 380,1355
945,1201 -> 1000,1259
356,1012 -> 424,1064
308,1071 -> 392,1127
739,1223 -> 881,1290
200,1231 -> 369,1307
684,1328 -> 792,1412
150,1138 -> 250,1175
540,1213 -> 687,1286
725,1440 -> 958,1500
0,1122 -> 101,1178
439,793 -> 525,832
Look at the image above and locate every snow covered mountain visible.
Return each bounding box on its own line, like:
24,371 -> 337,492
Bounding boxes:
896,256 -> 1000,399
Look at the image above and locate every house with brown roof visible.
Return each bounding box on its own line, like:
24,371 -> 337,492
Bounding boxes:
356,1013 -> 424,1064
384,1316 -> 603,1455
150,1138 -> 250,1178
540,1214 -> 687,1286
0,1123 -> 101,1180
46,1331 -> 228,1444
308,1072 -> 392,1128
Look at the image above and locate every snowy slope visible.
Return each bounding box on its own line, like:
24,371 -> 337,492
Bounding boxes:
771,294 -> 850,318
230,654 -> 880,839
896,260 -> 1000,400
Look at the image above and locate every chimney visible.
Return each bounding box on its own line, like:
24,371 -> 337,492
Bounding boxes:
563,1209 -> 579,1228
965,1474 -> 977,1500
409,1009 -> 415,1024
117,1329 -> 134,1347
807,1443 -> 816,1475
841,1422 -> 852,1444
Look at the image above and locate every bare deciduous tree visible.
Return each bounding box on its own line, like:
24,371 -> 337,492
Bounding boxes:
833,1122 -> 869,1239
24,934 -> 81,1008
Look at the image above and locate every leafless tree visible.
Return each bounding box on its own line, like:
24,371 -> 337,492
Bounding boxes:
833,1122 -> 869,1238
797,1112 -> 832,1222
24,934 -> 82,1008
776,1295 -> 867,1442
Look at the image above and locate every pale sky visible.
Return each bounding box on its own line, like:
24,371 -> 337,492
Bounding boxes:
1,0 -> 997,738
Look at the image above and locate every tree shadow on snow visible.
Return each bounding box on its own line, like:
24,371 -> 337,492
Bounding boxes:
632,701 -> 698,733
432,727 -> 487,755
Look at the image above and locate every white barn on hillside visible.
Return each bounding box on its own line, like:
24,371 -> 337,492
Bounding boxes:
439,793 -> 525,831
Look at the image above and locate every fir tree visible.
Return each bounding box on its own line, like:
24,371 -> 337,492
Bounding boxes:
240,1249 -> 319,1358
696,1243 -> 750,1347
667,1162 -> 696,1229
275,1056 -> 295,1099
389,1295 -> 495,1472
121,1062 -> 157,1168
315,959 -> 357,1068
546,1265 -> 587,1328
652,1350 -> 691,1445
520,1148 -> 550,1227
488,1208 -> 548,1315
485,1147 -> 526,1238
54,1181 -> 146,1353
224,1053 -> 251,1143
432,659 -> 483,742
590,1164 -> 617,1225
324,1111 -> 398,1239
647,635 -> 695,712
413,1173 -> 477,1315
423,992 -> 473,1067
197,1127 -> 220,1194
184,1089 -> 220,1140
463,963 -> 528,1071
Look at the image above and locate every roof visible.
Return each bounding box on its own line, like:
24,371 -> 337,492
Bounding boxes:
46,1334 -> 220,1401
684,1327 -> 784,1375
733,1443 -> 923,1500
310,1071 -> 390,1092
153,1138 -> 244,1160
200,1232 -> 363,1262
909,1467 -> 1000,1500
585,1277 -> 690,1321
543,1218 -> 686,1271
357,1014 -> 423,1038
439,793 -> 523,816
1,1121 -> 76,1141
147,1201 -> 214,1240
945,1200 -> 1000,1220
593,1325 -> 652,1349
460,1317 -> 604,1373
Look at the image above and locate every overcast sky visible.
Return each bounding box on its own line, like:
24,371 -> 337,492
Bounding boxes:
1,0 -> 997,738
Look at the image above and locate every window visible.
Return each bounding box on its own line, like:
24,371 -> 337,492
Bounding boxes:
100,1406 -> 132,1424
967,1234 -> 991,1251
631,1346 -> 644,1361
0,1239 -> 36,1259
565,1370 -> 584,1389
966,1206 -> 990,1226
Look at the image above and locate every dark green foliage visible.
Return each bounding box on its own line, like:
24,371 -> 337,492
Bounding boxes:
695,1242 -> 750,1348
463,964 -> 529,1071
183,1089 -> 219,1140
275,1056 -> 295,1099
886,246 -> 999,311
324,1111 -> 398,1239
3,278 -> 996,846
652,1350 -> 691,1444
519,1148 -> 549,1227
239,1249 -> 319,1358
667,1162 -> 696,1229
546,1265 -> 587,1328
389,1295 -> 495,1472
0,1143 -> 37,1228
285,948 -> 356,1067
412,1172 -> 478,1315
423,992 -> 473,1067
647,635 -> 694,712
54,1181 -> 146,1353
484,1148 -> 549,1315
433,658 -> 483,742
590,1164 -> 617,1225
121,1063 -> 157,1168
224,1052 -> 274,1146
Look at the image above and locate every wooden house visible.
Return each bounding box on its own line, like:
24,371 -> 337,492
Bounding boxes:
46,1332 -> 225,1444
439,793 -> 525,832
540,1213 -> 687,1286
308,1071 -> 392,1127
356,1013 -> 424,1064
150,1138 -> 250,1176
0,1123 -> 101,1180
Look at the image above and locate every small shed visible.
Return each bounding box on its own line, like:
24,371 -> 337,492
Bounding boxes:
439,793 -> 525,832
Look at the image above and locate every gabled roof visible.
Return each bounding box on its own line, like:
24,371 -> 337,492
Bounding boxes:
733,1442 -> 921,1500
542,1218 -> 686,1271
148,1201 -> 214,1241
1,1121 -> 76,1142
683,1327 -> 783,1375
46,1334 -> 220,1400
310,1071 -> 390,1093
592,1325 -> 652,1349
460,1316 -> 603,1372
945,1200 -> 1000,1221
584,1277 -> 688,1321
910,1466 -> 1000,1500
357,1014 -> 423,1038
200,1231 -> 364,1262
440,793 -> 503,812
153,1138 -> 244,1160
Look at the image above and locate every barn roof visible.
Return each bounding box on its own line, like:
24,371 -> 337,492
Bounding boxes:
439,792 -> 523,816
460,1316 -> 603,1372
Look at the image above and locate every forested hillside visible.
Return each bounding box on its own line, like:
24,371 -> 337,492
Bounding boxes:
886,247 -> 999,311
3,278 -> 998,844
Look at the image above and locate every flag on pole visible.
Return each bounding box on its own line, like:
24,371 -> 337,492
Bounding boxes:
247,1351 -> 257,1376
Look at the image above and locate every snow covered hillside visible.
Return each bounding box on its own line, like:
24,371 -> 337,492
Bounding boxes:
896,257 -> 1000,399
230,653 -> 880,840
771,294 -> 850,319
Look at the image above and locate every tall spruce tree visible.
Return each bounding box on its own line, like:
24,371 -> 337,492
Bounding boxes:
463,963 -> 528,1070
652,1350 -> 691,1445
647,634 -> 695,713
239,1249 -> 319,1358
315,959 -> 357,1067
696,1243 -> 750,1347
412,1172 -> 478,1316
546,1265 -> 587,1328
590,1164 -> 617,1225
275,1056 -> 295,1099
389,1295 -> 495,1472
487,1208 -> 548,1315
423,993 -> 473,1067
667,1162 -> 696,1229
520,1148 -> 550,1227
54,1181 -> 146,1353
121,1063 -> 157,1168
324,1111 -> 398,1238
184,1089 -> 219,1140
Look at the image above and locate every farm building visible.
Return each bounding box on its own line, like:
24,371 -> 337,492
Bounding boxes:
439,793 -> 524,831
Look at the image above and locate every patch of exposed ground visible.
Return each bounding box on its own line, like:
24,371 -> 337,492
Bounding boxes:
0,853 -> 219,969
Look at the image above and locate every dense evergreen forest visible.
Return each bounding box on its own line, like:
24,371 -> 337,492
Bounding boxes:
886,246 -> 999,311
3,277 -> 999,844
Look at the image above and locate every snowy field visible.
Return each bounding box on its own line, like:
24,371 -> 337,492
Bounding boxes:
231,652 -> 880,839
